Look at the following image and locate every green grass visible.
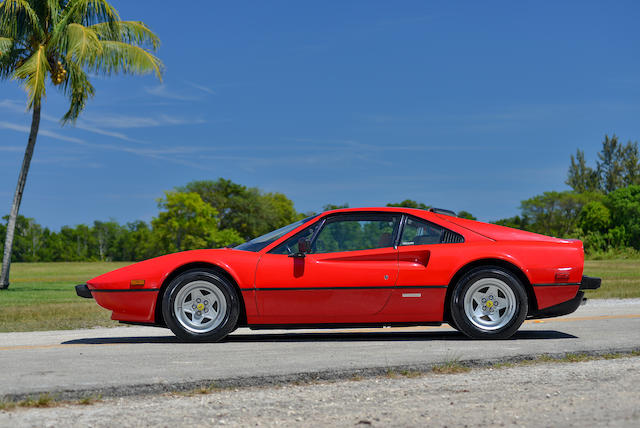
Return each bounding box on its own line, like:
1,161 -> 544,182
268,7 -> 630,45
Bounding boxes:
0,262 -> 131,332
583,259 -> 640,299
431,360 -> 471,374
0,259 -> 638,332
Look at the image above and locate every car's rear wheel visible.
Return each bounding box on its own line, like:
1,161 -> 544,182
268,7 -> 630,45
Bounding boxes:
450,267 -> 527,339
162,269 -> 239,342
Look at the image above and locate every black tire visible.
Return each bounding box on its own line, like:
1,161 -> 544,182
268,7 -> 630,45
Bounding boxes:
162,269 -> 240,342
449,267 -> 528,339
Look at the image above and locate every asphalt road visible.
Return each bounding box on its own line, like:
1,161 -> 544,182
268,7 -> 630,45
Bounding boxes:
1,299 -> 639,400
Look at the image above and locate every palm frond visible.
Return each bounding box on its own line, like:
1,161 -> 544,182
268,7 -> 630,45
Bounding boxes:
0,36 -> 12,55
61,0 -> 119,26
91,40 -> 162,79
46,0 -> 62,19
0,44 -> 26,78
0,0 -> 43,39
12,43 -> 49,108
60,59 -> 95,123
91,20 -> 160,50
63,22 -> 102,62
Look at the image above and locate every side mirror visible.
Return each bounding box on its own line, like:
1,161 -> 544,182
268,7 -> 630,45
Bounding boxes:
289,238 -> 310,258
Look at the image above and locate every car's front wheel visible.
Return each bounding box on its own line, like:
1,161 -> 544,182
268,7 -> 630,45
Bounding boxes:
162,269 -> 239,342
450,267 -> 528,339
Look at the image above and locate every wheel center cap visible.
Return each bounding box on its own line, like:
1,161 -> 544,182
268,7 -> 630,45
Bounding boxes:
197,303 -> 205,311
486,300 -> 494,309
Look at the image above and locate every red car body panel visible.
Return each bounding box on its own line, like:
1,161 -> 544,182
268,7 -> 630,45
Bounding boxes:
84,207 -> 588,326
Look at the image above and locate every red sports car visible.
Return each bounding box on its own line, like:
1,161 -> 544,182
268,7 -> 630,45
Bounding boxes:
76,207 -> 600,341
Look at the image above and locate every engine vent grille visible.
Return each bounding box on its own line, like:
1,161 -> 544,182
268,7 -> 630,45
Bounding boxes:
441,230 -> 464,244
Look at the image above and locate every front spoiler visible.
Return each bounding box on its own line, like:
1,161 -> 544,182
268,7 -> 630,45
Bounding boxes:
530,275 -> 601,319
75,283 -> 93,299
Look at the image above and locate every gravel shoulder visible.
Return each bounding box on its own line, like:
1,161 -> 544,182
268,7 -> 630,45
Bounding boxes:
2,356 -> 639,427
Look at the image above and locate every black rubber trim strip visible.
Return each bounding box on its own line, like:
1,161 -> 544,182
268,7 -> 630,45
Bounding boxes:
239,285 -> 447,291
90,288 -> 161,293
579,276 -> 601,290
532,283 -> 581,287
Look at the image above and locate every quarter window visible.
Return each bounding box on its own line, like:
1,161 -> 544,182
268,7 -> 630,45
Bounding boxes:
400,217 -> 444,245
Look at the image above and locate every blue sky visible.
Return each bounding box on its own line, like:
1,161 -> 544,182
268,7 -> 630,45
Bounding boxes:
1,0 -> 639,229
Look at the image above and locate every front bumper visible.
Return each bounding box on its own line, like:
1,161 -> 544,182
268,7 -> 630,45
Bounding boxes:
530,275 -> 601,319
75,283 -> 93,299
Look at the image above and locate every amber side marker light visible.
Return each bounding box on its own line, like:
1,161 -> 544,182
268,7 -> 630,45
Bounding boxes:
130,280 -> 145,287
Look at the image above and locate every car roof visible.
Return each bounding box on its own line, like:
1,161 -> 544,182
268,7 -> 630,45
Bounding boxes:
319,206 -> 440,218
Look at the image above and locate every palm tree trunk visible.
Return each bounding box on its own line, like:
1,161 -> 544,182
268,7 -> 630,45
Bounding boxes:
0,104 -> 41,289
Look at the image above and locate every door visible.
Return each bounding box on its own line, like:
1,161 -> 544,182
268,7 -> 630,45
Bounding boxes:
254,213 -> 401,324
382,215 -> 462,321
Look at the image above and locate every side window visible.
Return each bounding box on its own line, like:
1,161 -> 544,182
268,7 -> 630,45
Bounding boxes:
270,222 -> 322,255
313,215 -> 399,254
400,217 -> 444,245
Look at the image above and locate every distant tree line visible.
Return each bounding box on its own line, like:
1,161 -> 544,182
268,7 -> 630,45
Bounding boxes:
495,135 -> 640,255
0,179 -> 304,262
0,179 -> 480,263
2,135 -> 637,261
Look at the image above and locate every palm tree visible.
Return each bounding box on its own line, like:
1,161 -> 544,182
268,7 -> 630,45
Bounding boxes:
0,0 -> 162,289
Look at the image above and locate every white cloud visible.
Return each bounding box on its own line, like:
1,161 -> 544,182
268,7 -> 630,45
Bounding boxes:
1,98 -> 204,145
78,113 -> 205,129
0,120 -> 209,169
0,99 -> 25,113
185,81 -> 216,95
145,84 -> 198,101
0,145 -> 23,152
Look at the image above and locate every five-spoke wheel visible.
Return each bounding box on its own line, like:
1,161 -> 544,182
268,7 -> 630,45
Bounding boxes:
450,267 -> 527,339
162,269 -> 239,342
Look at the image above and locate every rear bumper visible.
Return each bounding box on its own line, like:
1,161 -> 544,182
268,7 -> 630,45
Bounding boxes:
579,275 -> 601,290
75,284 -> 93,299
529,291 -> 585,319
529,275 -> 601,319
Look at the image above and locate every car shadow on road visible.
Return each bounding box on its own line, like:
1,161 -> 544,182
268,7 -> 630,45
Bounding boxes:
224,330 -> 576,342
62,329 -> 576,345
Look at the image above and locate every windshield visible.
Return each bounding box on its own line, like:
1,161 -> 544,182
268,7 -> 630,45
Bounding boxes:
234,215 -> 318,252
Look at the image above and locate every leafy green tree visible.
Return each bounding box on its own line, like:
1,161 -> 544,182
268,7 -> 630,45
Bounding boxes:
576,201 -> 611,253
93,220 -> 123,261
113,220 -> 156,261
493,215 -> 530,230
566,149 -> 599,193
386,200 -> 430,210
578,201 -> 611,234
621,141 -> 640,187
457,210 -> 476,220
152,192 -> 241,253
597,135 -> 625,193
0,0 -> 163,288
323,203 -> 349,211
1,214 -> 45,261
520,191 -> 593,237
594,135 -> 640,193
604,185 -> 640,250
178,179 -> 303,240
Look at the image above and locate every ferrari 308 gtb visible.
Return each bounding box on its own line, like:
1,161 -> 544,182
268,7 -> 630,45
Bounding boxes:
76,207 -> 600,341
